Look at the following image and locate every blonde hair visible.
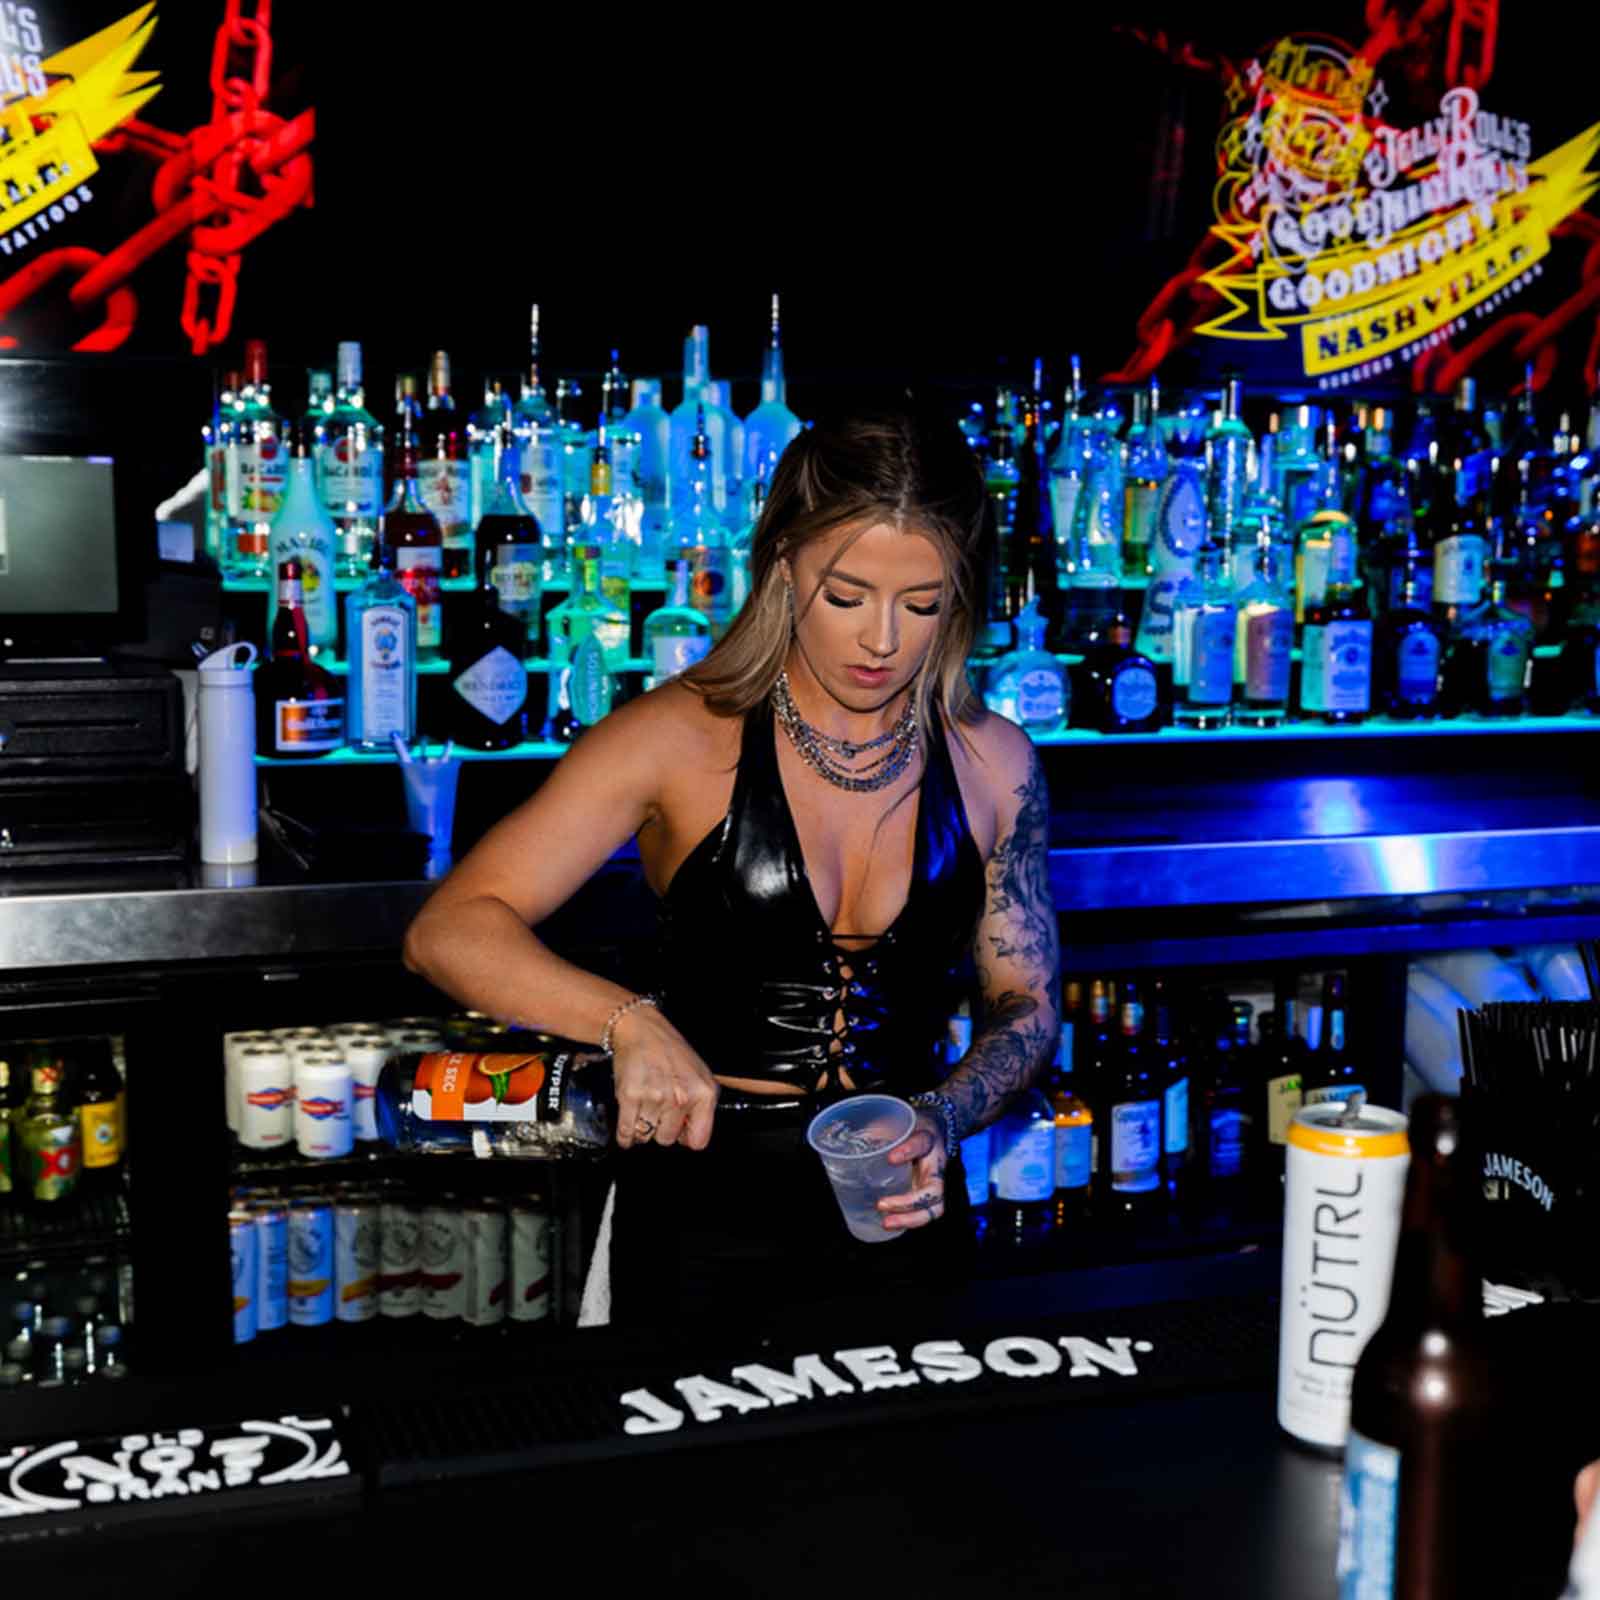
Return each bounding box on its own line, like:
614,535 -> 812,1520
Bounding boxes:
681,404 -> 990,742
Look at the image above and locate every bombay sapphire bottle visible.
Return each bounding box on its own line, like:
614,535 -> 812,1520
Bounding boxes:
345,536 -> 418,751
1173,533 -> 1235,729
740,293 -> 802,490
983,598 -> 1068,734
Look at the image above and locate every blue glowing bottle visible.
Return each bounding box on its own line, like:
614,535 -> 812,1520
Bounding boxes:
740,293 -> 802,495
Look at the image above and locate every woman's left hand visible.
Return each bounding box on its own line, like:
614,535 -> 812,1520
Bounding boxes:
877,1111 -> 947,1231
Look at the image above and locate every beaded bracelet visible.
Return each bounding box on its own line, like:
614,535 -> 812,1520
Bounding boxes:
909,1092 -> 961,1163
600,994 -> 659,1056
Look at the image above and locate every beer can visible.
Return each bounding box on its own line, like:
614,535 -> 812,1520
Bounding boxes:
346,1038 -> 391,1143
335,1202 -> 380,1323
223,1031 -> 273,1133
255,1205 -> 288,1332
397,1029 -> 445,1056
294,1059 -> 354,1159
379,1195 -> 422,1318
509,1203 -> 552,1323
237,1046 -> 295,1150
1277,1101 -> 1410,1450
421,1201 -> 467,1321
271,1026 -> 325,1042
229,1210 -> 258,1344
287,1202 -> 335,1325
463,1206 -> 508,1328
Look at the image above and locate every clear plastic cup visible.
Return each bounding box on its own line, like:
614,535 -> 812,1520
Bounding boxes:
805,1094 -> 918,1244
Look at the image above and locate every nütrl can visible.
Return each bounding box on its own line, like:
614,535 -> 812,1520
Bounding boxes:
287,1201 -> 335,1325
229,1210 -> 258,1344
255,1205 -> 288,1332
335,1201 -> 380,1322
1277,1101 -> 1410,1450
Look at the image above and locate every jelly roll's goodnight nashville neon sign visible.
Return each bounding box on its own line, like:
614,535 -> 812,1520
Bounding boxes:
618,1328 -> 1160,1435
1196,35 -> 1599,386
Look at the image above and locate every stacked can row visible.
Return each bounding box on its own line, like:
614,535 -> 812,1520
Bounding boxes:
223,1017 -> 447,1156
228,1184 -> 553,1344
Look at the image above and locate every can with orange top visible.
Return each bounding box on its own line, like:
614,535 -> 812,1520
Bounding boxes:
1277,1099 -> 1410,1451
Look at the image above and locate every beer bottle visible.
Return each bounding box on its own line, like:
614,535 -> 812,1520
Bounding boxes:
17,1046 -> 81,1209
75,1037 -> 124,1190
1339,1094 -> 1495,1597
0,1050 -> 22,1201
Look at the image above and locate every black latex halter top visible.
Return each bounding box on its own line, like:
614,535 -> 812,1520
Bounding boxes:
654,696 -> 986,1108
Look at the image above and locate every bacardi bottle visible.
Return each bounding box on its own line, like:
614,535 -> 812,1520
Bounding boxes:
227,341 -> 286,579
319,341 -> 385,579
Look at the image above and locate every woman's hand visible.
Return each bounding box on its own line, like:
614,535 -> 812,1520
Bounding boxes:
610,1004 -> 720,1151
1575,1459 -> 1600,1547
877,1111 -> 947,1231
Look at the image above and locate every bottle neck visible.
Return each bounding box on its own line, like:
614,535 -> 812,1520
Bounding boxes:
670,562 -> 691,607
1386,1146 -> 1481,1329
273,573 -> 310,658
760,346 -> 786,407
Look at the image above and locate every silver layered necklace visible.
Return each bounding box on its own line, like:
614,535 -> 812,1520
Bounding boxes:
773,670 -> 919,793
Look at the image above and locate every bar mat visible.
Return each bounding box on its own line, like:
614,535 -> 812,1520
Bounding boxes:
361,1292 -> 1279,1487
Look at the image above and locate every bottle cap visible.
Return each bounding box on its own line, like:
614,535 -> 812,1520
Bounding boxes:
245,340 -> 268,384
1012,598 -> 1047,649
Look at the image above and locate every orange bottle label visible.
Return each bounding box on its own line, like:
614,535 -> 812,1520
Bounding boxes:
415,1052 -> 547,1121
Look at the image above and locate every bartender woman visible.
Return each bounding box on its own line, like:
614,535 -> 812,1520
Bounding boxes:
403,404 -> 1059,1330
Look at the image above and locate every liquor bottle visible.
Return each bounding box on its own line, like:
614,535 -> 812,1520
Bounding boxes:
1121,378 -> 1167,581
991,1085 -> 1056,1236
548,544 -> 629,670
1260,980 -> 1309,1169
1173,532 -> 1235,729
227,340 -> 286,579
1299,537 -> 1373,724
446,548 -> 529,752
1232,520 -> 1294,728
1046,354 -> 1089,548
1204,372 -> 1252,560
0,1052 -> 21,1200
550,629 -> 616,745
741,293 -> 803,488
318,341 -> 385,579
1080,977 -> 1115,1169
345,534 -> 418,751
17,1047 -> 80,1209
266,428 -> 338,656
1401,396 -> 1445,536
1152,982 -> 1191,1196
1445,375 -> 1495,518
1299,973 -> 1363,1107
1441,525 -> 1535,718
1203,1001 -> 1258,1193
257,559 -> 345,759
375,1045 -> 614,1156
1050,1022 -> 1092,1226
303,368 -> 334,447
1358,405 -> 1417,610
470,377 -> 514,539
730,446 -> 776,615
204,369 -> 241,568
623,377 -> 673,566
1074,612 -> 1162,733
1563,564 -> 1600,714
75,1038 -> 123,1189
1274,401 -> 1323,530
674,406 -> 736,640
1375,531 -> 1446,719
1430,493 -> 1490,637
420,350 -> 473,580
1495,363 -> 1546,522
383,418 -> 445,662
643,559 -> 712,688
1341,1095 -> 1496,1599
584,420 -> 635,630
553,377 -> 590,544
1013,367 -> 1064,634
1135,445 -> 1208,666
986,390 -> 1023,615
669,325 -> 737,519
982,597 -> 1069,733
388,372 -> 423,498
514,310 -> 568,572
474,426 -> 544,651
1103,982 -> 1162,1212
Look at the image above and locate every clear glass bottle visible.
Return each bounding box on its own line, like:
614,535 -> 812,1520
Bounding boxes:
1105,983 -> 1163,1212
267,426 -> 339,656
1204,372 -> 1253,559
302,368 -> 333,449
1233,519 -> 1294,727
623,376 -> 673,568
345,535 -> 418,751
672,405 -> 736,641
643,559 -> 713,688
992,1087 -> 1057,1236
669,325 -> 738,520
1121,378 -> 1167,580
470,376 -> 514,537
227,340 -> 286,579
1442,527 -> 1535,718
383,419 -> 444,662
986,388 -> 1023,612
1050,1022 -> 1093,1226
553,377 -> 591,544
1445,375 -> 1495,517
730,446 -> 776,616
318,341 -> 385,579
584,422 -> 634,644
1300,538 -> 1373,724
1173,533 -> 1236,729
1273,400 -> 1324,529
547,543 -> 629,670
420,349 -> 473,580
1135,451 -> 1208,666
1375,531 -> 1445,719
1047,353 -> 1092,565
740,292 -> 803,490
474,426 -> 544,652
983,597 -> 1069,733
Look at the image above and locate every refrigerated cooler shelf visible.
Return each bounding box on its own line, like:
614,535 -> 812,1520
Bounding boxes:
0,1181 -> 131,1268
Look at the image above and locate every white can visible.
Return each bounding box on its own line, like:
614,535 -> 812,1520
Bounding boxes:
335,1202 -> 380,1322
379,1197 -> 422,1318
421,1202 -> 467,1321
287,1203 -> 335,1326
237,1046 -> 295,1150
255,1206 -> 289,1333
1277,1101 -> 1410,1450
294,1059 -> 354,1159
223,1031 -> 273,1134
509,1204 -> 552,1323
463,1206 -> 508,1328
346,1038 -> 391,1143
230,1211 -> 258,1344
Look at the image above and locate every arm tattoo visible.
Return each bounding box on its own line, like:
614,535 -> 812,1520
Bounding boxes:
944,748 -> 1059,1137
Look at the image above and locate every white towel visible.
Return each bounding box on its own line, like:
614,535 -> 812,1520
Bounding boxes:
577,1180 -> 617,1327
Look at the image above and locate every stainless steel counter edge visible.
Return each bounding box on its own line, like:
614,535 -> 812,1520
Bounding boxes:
0,879 -> 437,973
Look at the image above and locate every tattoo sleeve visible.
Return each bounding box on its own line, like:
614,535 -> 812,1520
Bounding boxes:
943,745 -> 1059,1138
